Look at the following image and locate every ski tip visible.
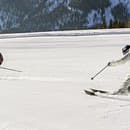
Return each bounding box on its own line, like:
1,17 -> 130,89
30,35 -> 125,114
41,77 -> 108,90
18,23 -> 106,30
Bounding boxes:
84,89 -> 96,96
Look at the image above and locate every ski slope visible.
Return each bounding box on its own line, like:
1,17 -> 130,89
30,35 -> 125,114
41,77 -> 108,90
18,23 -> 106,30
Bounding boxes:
0,29 -> 130,130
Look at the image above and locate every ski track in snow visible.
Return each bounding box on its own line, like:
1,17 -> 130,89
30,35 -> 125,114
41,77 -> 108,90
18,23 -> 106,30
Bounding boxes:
1,29 -> 130,130
0,76 -> 69,82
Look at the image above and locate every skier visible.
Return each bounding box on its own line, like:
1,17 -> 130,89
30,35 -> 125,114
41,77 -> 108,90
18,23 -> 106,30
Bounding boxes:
0,52 -> 3,65
108,45 -> 130,95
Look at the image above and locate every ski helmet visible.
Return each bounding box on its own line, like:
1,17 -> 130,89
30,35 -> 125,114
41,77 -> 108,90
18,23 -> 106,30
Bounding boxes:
122,45 -> 130,55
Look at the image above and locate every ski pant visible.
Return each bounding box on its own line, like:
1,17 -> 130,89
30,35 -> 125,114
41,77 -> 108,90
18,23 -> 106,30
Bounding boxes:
114,78 -> 130,95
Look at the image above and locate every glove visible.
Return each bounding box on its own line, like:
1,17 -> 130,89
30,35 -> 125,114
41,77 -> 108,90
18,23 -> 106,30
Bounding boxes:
122,45 -> 130,55
107,62 -> 112,66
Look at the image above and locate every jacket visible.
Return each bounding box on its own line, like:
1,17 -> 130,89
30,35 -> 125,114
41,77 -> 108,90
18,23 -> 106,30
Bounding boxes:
110,53 -> 130,66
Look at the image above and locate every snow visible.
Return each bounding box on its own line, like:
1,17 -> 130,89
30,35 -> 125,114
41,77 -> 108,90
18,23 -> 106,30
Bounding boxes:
46,0 -> 65,13
110,0 -> 130,13
86,0 -> 130,28
87,10 -> 102,28
105,7 -> 114,26
110,0 -> 130,7
0,9 -> 19,30
86,8 -> 114,28
0,29 -> 130,129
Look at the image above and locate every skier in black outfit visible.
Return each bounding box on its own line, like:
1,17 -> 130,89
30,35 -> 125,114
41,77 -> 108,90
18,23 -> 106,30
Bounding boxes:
108,45 -> 130,95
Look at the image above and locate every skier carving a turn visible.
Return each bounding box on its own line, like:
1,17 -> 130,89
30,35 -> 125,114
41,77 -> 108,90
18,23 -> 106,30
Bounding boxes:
108,45 -> 130,95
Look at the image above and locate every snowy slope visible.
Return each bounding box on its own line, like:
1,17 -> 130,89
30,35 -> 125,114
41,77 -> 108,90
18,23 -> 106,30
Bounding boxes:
0,29 -> 130,129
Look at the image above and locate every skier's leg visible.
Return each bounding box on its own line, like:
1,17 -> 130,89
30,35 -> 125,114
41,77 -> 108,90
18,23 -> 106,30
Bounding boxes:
113,78 -> 130,95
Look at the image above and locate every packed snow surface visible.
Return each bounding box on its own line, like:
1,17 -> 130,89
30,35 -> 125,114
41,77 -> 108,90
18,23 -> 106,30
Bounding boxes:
1,29 -> 130,130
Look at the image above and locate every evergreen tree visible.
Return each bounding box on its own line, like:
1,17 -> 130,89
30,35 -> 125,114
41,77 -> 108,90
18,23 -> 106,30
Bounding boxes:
109,19 -> 113,28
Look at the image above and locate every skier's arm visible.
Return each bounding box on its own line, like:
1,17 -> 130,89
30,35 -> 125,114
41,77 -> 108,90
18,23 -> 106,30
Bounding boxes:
109,54 -> 130,67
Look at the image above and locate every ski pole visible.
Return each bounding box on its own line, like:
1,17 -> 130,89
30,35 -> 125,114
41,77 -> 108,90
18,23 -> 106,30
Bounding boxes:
91,64 -> 108,80
0,66 -> 22,72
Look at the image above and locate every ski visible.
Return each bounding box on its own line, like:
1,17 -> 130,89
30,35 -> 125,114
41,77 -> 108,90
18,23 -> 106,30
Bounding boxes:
84,88 -> 109,96
90,88 -> 109,94
84,89 -> 97,96
84,88 -> 130,102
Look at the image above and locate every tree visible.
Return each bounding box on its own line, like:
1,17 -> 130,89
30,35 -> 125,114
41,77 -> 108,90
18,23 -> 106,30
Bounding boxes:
109,19 -> 113,28
101,17 -> 107,28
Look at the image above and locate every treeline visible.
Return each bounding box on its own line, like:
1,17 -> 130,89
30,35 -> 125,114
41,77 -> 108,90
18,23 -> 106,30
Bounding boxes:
93,19 -> 130,29
70,0 -> 110,13
109,19 -> 130,28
